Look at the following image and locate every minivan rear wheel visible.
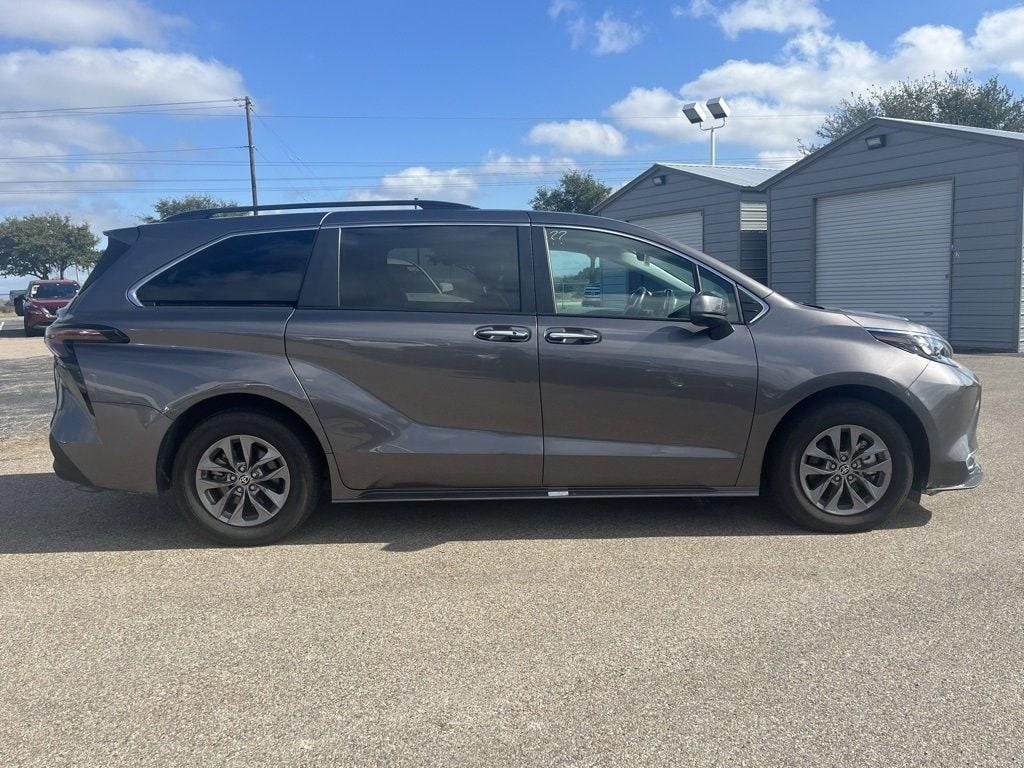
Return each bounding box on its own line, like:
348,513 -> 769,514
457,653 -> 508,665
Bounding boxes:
769,399 -> 913,533
172,409 -> 320,545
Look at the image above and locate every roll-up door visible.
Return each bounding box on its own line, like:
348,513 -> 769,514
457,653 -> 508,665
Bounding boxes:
631,211 -> 704,251
815,180 -> 952,335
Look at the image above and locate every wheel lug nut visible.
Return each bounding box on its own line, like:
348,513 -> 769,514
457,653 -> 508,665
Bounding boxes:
228,474 -> 236,482
832,475 -> 841,483
828,462 -> 836,470
237,464 -> 246,472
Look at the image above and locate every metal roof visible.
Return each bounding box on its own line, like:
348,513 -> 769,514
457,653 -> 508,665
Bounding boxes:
757,117 -> 1024,189
654,164 -> 777,187
877,118 -> 1024,143
592,162 -> 775,212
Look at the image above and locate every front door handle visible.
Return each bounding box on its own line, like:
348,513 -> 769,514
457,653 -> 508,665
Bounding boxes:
474,325 -> 531,342
545,328 -> 602,344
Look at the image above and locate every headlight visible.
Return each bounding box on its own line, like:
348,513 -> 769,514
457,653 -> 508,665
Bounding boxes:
869,328 -> 954,363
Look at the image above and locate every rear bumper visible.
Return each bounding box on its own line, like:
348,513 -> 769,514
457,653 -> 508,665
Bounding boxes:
49,361 -> 171,494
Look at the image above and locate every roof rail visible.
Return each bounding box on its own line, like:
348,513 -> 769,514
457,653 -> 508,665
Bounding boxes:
161,199 -> 478,222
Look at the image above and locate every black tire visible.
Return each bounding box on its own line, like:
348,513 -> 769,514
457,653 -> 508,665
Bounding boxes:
769,399 -> 913,533
24,322 -> 38,337
172,409 -> 321,546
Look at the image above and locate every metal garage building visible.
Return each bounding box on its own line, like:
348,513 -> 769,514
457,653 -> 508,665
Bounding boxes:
762,117 -> 1024,352
593,163 -> 775,282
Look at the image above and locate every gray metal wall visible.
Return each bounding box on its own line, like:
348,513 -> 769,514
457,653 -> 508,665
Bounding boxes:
767,123 -> 1024,352
598,168 -> 759,271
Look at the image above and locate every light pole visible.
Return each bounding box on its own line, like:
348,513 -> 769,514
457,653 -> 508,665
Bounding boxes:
682,97 -> 731,166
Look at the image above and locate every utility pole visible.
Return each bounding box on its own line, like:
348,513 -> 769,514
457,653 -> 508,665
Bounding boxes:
244,96 -> 259,214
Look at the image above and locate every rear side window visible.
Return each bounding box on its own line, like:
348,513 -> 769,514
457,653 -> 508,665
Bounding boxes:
339,226 -> 520,312
136,229 -> 316,305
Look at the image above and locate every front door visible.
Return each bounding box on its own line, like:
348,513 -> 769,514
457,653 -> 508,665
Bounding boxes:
535,226 -> 758,489
287,223 -> 542,491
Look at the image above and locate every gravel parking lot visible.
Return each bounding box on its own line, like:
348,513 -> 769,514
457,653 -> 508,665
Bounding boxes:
0,348 -> 1021,766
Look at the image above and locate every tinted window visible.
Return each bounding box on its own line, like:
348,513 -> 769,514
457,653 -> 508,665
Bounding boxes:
697,266 -> 741,324
31,282 -> 79,299
545,228 -> 697,320
339,226 -> 520,312
137,229 -> 316,305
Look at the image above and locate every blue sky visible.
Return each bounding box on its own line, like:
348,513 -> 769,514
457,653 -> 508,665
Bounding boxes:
2,0 -> 1024,291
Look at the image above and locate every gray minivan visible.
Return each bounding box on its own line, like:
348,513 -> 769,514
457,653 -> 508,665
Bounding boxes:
46,200 -> 982,545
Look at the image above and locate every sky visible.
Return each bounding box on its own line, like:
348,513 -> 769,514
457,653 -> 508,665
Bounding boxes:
2,0 -> 1024,292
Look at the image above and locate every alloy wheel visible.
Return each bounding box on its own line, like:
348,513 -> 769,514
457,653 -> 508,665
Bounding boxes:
798,424 -> 892,515
194,435 -> 291,527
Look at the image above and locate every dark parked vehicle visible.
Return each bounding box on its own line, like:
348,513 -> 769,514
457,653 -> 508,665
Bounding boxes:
23,279 -> 79,336
46,200 -> 982,545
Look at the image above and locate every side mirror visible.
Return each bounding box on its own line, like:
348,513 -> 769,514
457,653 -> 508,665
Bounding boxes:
438,281 -> 455,294
689,292 -> 733,339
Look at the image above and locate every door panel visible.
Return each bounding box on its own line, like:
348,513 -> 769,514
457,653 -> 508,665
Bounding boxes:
286,222 -> 542,492
288,310 -> 542,490
539,317 -> 757,487
535,224 -> 757,489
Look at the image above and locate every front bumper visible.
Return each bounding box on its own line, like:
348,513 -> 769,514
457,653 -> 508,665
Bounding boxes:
908,359 -> 983,494
923,452 -> 983,494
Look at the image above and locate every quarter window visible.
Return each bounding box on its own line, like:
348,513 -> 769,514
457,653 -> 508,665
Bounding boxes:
339,226 -> 520,312
136,229 -> 316,305
545,228 -> 698,320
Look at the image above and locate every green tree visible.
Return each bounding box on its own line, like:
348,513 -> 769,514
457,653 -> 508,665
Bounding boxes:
0,213 -> 100,279
530,170 -> 612,214
141,194 -> 238,223
806,70 -> 1024,152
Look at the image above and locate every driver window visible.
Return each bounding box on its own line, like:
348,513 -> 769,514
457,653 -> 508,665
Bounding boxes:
545,228 -> 697,320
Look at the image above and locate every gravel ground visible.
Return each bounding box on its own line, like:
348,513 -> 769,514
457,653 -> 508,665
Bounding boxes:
0,352 -> 1021,767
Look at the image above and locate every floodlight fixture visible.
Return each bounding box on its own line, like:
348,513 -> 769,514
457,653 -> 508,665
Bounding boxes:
705,97 -> 730,120
681,101 -> 710,125
681,95 -> 730,165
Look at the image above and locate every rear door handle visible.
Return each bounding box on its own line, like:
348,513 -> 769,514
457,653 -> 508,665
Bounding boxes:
474,325 -> 531,342
545,328 -> 601,344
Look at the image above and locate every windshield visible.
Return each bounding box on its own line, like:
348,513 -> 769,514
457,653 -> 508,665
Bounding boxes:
30,282 -> 79,299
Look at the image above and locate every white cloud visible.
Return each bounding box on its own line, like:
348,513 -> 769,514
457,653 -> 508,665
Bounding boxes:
608,6 -> 1024,158
527,120 -> 628,155
547,4 -> 644,55
0,47 -> 243,109
350,154 -> 579,204
349,166 -> 478,203
593,12 -> 644,54
715,0 -> 830,37
0,46 -> 243,213
547,0 -> 578,19
0,0 -> 187,47
672,1 -> 716,19
971,6 -> 1024,76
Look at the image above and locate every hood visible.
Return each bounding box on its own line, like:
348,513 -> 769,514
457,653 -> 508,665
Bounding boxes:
837,308 -> 936,336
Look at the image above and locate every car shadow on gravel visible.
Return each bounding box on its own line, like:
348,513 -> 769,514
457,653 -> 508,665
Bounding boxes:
0,471 -> 933,554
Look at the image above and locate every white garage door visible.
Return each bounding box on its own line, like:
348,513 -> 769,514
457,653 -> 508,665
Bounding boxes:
815,180 -> 952,336
631,210 -> 703,250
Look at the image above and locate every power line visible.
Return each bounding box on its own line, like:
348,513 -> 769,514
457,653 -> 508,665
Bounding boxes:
0,146 -> 246,161
0,99 -> 241,116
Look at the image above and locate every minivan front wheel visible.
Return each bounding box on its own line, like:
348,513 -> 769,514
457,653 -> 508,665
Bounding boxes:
770,400 -> 913,533
172,410 -> 320,545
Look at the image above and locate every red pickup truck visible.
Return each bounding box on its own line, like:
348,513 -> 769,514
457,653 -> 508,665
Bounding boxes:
22,279 -> 80,336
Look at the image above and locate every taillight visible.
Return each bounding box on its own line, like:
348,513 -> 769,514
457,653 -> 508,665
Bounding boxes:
45,324 -> 129,360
